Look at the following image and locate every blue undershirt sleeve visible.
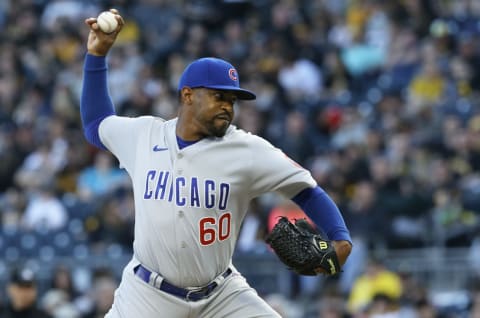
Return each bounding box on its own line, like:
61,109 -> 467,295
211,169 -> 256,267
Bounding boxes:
292,186 -> 352,244
80,54 -> 116,150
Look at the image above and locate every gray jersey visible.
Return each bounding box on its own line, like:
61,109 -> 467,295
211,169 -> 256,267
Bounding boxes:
99,115 -> 316,288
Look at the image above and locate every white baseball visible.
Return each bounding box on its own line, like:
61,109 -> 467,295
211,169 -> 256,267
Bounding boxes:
97,11 -> 118,34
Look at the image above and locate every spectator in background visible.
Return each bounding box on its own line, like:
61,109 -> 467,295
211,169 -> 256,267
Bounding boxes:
0,125 -> 29,192
0,264 -> 52,318
339,180 -> 385,294
21,183 -> 68,232
14,139 -> 66,196
406,41 -> 447,115
40,289 -> 80,318
330,108 -> 369,150
313,282 -> 349,318
277,50 -> 323,105
76,152 -> 129,202
321,49 -> 352,100
41,264 -> 80,311
235,102 -> 265,137
340,24 -> 385,91
365,293 -> 402,318
85,190 -> 135,251
446,55 -> 474,102
342,180 -> 388,248
0,187 -> 26,232
272,110 -> 314,165
347,257 -> 403,315
384,24 -> 420,92
396,272 -> 430,317
82,268 -> 118,318
430,187 -> 477,247
414,298 -> 442,318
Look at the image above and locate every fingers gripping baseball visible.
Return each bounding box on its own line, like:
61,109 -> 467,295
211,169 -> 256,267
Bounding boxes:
85,8 -> 125,56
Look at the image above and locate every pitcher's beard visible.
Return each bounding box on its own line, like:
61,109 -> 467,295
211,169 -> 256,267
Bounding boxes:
206,118 -> 230,137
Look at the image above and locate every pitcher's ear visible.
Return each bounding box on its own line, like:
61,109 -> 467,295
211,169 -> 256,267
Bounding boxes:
179,87 -> 193,105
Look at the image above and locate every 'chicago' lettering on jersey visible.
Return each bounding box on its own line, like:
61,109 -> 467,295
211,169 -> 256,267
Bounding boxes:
143,170 -> 230,210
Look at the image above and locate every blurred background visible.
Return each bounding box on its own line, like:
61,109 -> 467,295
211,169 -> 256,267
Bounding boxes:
0,0 -> 480,317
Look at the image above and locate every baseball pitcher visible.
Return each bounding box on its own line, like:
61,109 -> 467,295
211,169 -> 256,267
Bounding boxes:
80,9 -> 352,318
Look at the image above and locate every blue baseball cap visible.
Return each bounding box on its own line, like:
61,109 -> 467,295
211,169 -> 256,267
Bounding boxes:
178,57 -> 256,100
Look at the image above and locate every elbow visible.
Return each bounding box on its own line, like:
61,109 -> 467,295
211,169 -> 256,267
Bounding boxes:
83,118 -> 108,150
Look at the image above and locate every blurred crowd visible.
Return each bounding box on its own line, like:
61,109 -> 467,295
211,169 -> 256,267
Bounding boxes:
1,0 -> 480,317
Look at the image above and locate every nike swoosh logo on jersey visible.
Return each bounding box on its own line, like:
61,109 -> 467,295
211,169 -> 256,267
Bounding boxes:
153,145 -> 168,152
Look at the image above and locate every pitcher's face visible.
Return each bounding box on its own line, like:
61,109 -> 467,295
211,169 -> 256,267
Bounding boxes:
191,88 -> 237,137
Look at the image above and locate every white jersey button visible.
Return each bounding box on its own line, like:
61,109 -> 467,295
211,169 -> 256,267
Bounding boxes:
178,211 -> 184,217
180,241 -> 187,248
177,153 -> 183,159
177,169 -> 183,175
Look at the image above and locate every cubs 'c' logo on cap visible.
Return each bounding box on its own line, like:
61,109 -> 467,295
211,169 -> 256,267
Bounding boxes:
228,68 -> 238,81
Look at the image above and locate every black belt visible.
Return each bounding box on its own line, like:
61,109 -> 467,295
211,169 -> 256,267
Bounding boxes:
134,264 -> 232,301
